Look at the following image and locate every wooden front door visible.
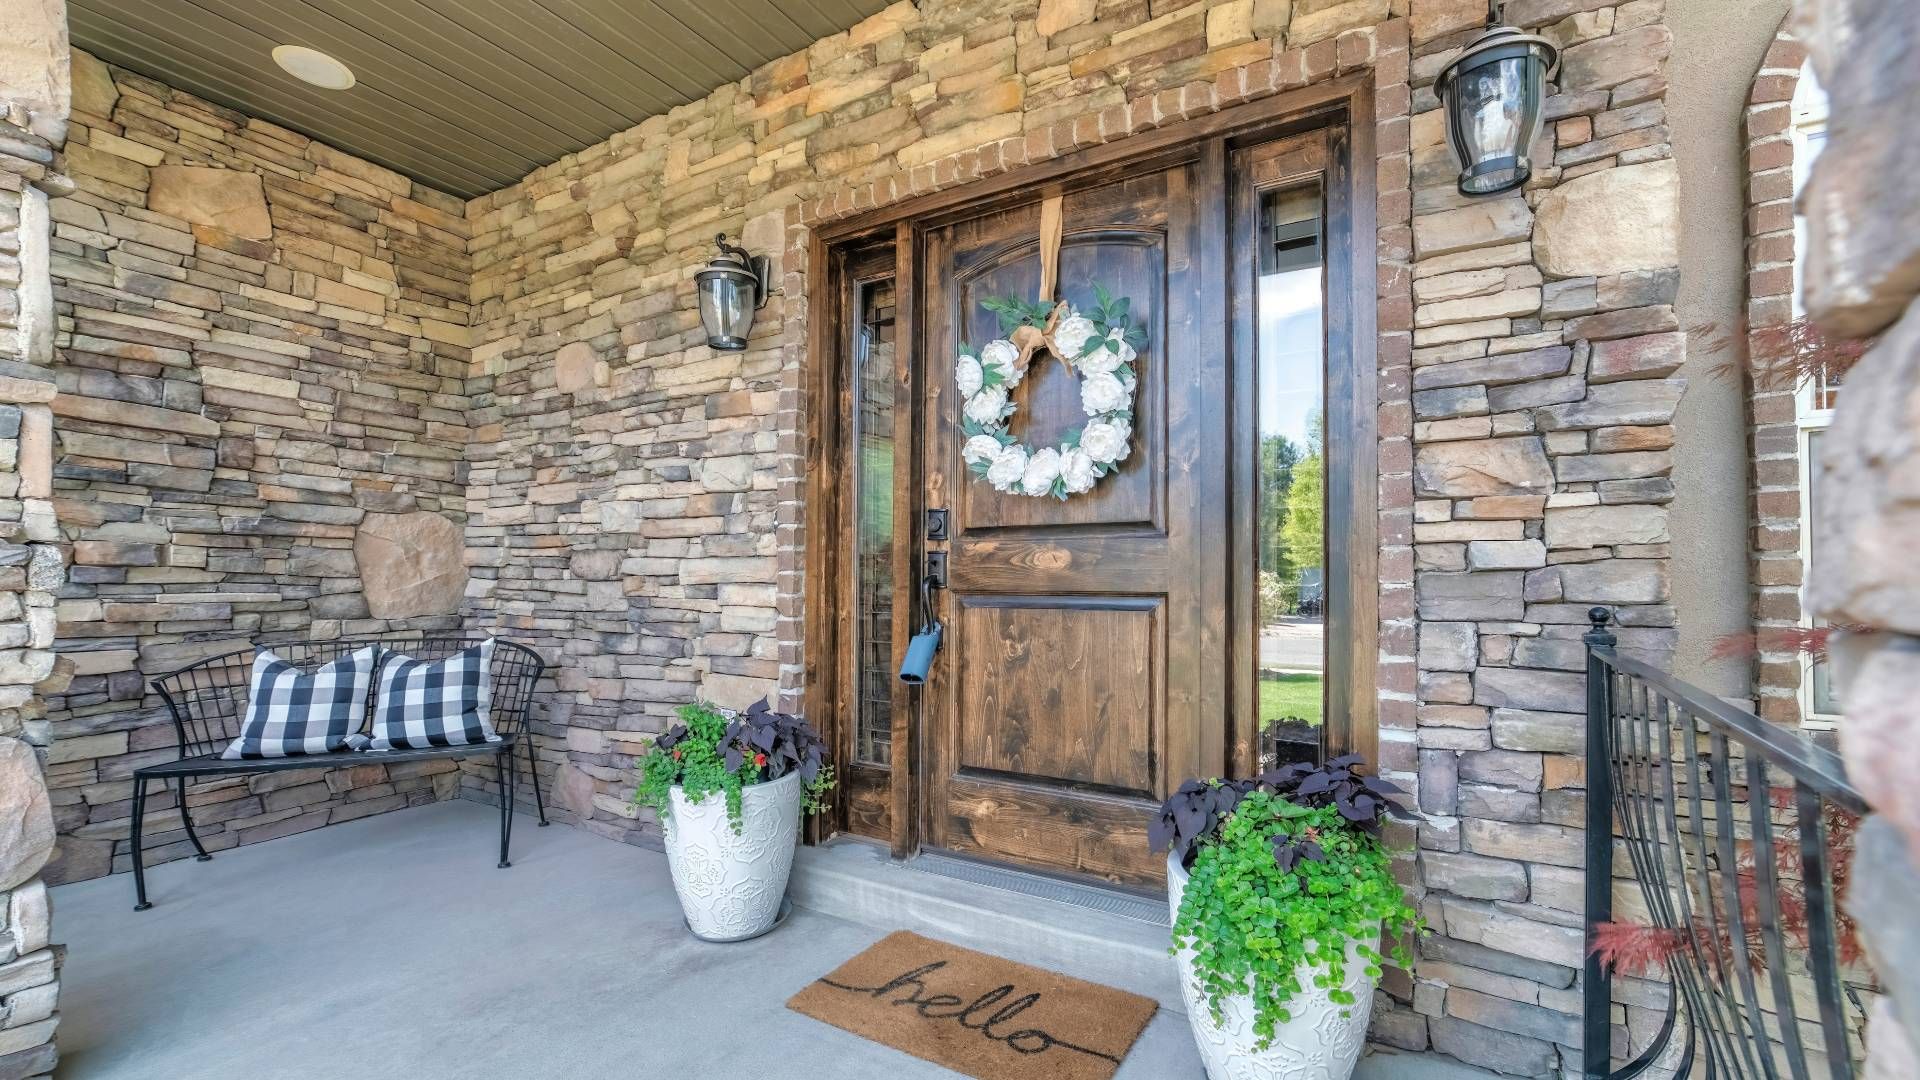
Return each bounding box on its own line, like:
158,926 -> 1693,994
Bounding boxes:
918,159 -> 1228,888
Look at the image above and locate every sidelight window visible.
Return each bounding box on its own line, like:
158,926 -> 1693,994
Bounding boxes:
1253,180 -> 1327,769
853,277 -> 898,765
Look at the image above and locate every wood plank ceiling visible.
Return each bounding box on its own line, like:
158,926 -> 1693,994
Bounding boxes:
67,0 -> 893,199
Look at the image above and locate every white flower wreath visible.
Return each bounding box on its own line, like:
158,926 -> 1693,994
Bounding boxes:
956,285 -> 1143,500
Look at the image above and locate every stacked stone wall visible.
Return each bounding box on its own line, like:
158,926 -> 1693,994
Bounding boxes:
0,4 -> 69,1072
1793,0 -> 1920,1072
462,0 -> 1685,1074
0,0 -> 1698,1072
39,54 -> 476,885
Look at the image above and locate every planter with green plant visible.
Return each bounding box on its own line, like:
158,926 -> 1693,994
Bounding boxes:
1151,754 -> 1422,1079
633,698 -> 835,942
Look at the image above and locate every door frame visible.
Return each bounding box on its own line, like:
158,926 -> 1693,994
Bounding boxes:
802,73 -> 1379,860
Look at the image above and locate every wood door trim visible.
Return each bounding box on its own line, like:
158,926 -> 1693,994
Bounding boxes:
801,226 -> 840,846
803,74 -> 1382,851
1335,80 -> 1379,773
888,219 -> 919,859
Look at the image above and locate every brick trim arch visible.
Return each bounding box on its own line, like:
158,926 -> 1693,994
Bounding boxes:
1742,19 -> 1811,725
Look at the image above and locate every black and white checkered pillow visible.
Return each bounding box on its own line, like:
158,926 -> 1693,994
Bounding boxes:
220,646 -> 378,760
368,639 -> 500,750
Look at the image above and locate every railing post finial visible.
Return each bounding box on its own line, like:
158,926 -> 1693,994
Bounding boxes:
1584,606 -> 1616,647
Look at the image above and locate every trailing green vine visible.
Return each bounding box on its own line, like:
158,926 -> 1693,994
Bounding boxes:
1158,760 -> 1424,1051
632,699 -> 836,833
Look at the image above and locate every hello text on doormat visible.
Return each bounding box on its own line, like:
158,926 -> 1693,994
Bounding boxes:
786,930 -> 1159,1080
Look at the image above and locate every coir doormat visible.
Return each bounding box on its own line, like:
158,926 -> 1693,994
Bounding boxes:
787,930 -> 1158,1080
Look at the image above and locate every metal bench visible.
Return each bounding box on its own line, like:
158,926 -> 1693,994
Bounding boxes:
132,635 -> 549,910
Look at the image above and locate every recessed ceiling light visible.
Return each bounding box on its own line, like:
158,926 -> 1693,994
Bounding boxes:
272,45 -> 355,90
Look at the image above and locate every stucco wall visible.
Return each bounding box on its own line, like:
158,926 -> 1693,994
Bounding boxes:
1666,0 -> 1791,698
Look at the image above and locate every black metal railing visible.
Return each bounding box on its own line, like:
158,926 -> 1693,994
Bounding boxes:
1583,608 -> 1874,1079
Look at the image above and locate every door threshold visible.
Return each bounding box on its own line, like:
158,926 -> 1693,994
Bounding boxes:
789,837 -> 1183,1012
894,846 -> 1169,925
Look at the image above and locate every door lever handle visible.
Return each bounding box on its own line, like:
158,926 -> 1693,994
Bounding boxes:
899,570 -> 944,685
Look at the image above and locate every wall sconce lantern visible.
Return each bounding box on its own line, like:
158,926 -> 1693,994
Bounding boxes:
1436,23 -> 1559,197
694,233 -> 770,351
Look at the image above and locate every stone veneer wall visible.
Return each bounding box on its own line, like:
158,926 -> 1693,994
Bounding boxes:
37,53 -> 476,885
0,4 -> 69,1075
461,1 -> 1685,1075
1793,0 -> 1920,1073
1740,23 -> 1811,727
1404,0 -> 1682,1071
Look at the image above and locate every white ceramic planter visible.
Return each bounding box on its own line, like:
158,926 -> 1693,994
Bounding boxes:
662,769 -> 802,942
1168,852 -> 1377,1080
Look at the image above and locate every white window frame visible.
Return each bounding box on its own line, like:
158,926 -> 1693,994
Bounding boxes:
1790,63 -> 1840,728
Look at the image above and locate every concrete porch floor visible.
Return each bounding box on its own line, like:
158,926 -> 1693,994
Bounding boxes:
52,800 -> 1491,1079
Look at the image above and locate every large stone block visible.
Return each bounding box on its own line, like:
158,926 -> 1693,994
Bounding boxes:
1287,0 -> 1391,45
554,341 -> 609,396
1558,559 -> 1668,603
1419,748 -> 1460,814
71,47 -> 116,118
1533,160 -> 1679,278
1419,621 -> 1478,672
1461,819 -> 1583,870
1471,785 -> 1546,822
1807,307 -> 1920,635
1467,540 -> 1547,571
147,166 -> 272,240
353,511 -> 468,619
1458,747 -> 1544,791
1415,437 -> 1553,497
1544,504 -> 1668,549
1491,709 -> 1586,754
1445,987 -> 1580,1046
1414,198 -> 1534,260
1410,0 -> 1488,43
0,0 -> 67,142
7,879 -> 49,953
569,549 -> 621,581
1035,0 -> 1097,36
1418,572 -> 1525,621
1833,638 -> 1920,870
1473,667 -> 1586,714
1428,1014 -> 1559,1076
553,763 -> 598,820
1589,332 -> 1685,383
0,740 -> 54,891
1558,23 -> 1670,92
1422,850 -> 1528,901
1534,378 -> 1685,430
1794,0 -> 1920,336
1413,346 -> 1571,391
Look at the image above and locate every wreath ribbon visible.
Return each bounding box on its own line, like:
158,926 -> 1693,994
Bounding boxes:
1010,194 -> 1067,379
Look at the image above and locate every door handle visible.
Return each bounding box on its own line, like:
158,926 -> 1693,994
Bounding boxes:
899,567 -> 944,685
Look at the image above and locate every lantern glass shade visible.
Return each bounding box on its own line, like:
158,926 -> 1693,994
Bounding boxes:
1438,29 -> 1557,197
696,266 -> 757,350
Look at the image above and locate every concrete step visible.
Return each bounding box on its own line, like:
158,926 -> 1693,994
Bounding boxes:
789,838 -> 1185,1013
